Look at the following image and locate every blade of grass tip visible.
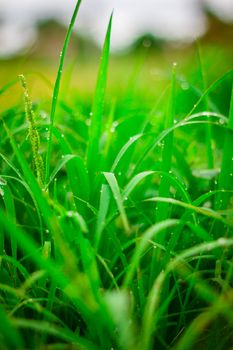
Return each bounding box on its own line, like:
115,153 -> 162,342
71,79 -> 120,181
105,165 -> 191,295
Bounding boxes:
196,41 -> 214,170
216,83 -> 233,210
45,0 -> 82,184
86,14 -> 113,179
186,69 -> 233,118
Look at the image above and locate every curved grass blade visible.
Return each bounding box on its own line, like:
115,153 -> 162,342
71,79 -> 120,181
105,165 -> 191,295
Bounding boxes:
146,197 -> 227,223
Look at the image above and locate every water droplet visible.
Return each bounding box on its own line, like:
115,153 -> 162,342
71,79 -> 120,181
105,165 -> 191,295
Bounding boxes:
218,238 -> 227,246
0,177 -> 7,186
181,82 -> 189,90
112,121 -> 119,128
86,118 -> 91,126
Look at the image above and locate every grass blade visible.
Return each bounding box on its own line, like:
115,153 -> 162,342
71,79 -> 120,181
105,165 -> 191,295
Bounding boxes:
45,0 -> 82,183
86,14 -> 113,178
103,172 -> 130,234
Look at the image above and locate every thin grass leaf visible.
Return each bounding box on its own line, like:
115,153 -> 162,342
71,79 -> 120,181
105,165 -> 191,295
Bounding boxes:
86,14 -> 113,177
45,0 -> 82,183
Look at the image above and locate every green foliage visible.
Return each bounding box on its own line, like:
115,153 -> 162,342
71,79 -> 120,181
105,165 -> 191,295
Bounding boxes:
0,1 -> 233,349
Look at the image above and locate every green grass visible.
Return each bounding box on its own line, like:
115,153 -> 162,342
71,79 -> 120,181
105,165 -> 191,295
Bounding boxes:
0,1 -> 233,349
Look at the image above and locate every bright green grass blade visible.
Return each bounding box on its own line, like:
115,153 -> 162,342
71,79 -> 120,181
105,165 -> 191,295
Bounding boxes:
103,172 -> 130,234
86,14 -> 112,178
147,197 -> 227,223
187,69 -> 233,117
111,133 -> 143,172
122,171 -> 154,198
45,0 -> 82,183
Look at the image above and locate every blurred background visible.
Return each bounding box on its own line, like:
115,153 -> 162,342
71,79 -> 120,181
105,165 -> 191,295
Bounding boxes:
0,0 -> 232,109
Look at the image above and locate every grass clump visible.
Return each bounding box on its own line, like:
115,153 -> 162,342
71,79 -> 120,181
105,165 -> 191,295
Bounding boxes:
0,1 -> 233,350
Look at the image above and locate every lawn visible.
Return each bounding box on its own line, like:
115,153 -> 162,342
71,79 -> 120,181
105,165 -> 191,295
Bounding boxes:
0,1 -> 233,349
